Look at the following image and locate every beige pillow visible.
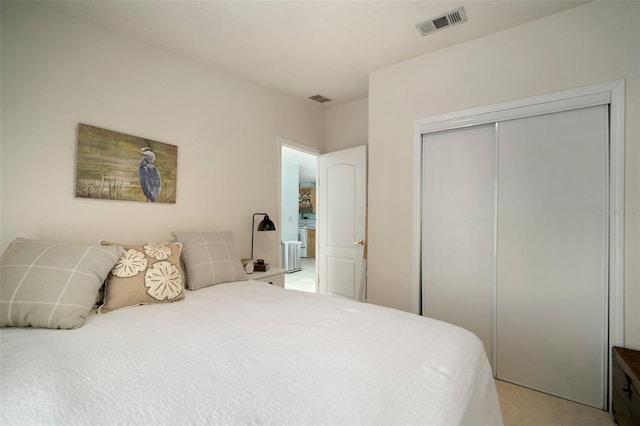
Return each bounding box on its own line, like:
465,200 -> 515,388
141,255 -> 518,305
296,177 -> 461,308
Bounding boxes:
171,231 -> 248,290
98,241 -> 185,313
0,238 -> 121,329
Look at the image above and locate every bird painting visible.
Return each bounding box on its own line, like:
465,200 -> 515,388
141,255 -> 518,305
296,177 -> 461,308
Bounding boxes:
75,124 -> 177,203
137,147 -> 161,202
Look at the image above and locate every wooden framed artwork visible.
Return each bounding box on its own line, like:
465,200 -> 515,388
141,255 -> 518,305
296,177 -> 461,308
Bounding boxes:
75,124 -> 177,203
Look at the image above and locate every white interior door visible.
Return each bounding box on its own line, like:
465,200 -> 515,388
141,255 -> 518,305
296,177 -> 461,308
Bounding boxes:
496,106 -> 608,408
317,146 -> 367,300
422,124 -> 496,366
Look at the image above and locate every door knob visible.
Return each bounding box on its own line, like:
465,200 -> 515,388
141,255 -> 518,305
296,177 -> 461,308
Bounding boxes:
353,240 -> 365,246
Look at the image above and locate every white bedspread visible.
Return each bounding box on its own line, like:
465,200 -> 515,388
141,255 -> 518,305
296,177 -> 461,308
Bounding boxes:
1,281 -> 502,425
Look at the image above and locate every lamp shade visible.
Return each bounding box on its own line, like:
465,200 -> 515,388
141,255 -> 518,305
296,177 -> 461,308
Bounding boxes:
257,215 -> 276,231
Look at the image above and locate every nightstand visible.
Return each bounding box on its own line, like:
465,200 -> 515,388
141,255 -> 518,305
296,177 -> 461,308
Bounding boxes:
612,346 -> 640,426
248,268 -> 285,288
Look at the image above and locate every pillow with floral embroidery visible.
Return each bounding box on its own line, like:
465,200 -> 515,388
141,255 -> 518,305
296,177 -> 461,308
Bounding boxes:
97,241 -> 184,313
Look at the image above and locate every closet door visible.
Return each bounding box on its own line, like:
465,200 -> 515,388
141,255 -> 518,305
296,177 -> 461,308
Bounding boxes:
496,105 -> 608,408
422,124 -> 496,364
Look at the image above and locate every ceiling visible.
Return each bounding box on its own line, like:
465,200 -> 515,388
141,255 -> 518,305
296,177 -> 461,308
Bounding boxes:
43,1 -> 587,105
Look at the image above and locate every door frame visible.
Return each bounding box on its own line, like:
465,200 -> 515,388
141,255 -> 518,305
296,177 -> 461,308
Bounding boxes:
278,137 -> 319,289
412,80 -> 625,407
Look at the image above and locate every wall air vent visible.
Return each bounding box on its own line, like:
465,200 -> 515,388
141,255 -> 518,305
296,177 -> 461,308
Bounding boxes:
416,6 -> 467,36
309,94 -> 332,104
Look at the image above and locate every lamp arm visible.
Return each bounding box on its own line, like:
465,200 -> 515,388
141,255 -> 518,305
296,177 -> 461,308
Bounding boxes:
251,213 -> 269,260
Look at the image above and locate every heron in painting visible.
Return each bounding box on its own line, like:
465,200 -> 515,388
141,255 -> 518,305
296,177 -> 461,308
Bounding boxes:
137,147 -> 161,202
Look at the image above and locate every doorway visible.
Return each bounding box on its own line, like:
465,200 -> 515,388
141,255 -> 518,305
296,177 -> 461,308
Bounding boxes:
280,143 -> 318,293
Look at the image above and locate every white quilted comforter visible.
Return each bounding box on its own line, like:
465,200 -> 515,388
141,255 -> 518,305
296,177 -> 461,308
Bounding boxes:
0,281 -> 502,425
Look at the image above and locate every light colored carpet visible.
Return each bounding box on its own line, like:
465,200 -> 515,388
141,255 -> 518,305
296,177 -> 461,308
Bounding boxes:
496,379 -> 616,426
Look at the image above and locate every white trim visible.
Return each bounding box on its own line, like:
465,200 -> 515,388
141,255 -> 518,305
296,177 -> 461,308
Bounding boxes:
411,122 -> 423,315
608,81 -> 626,350
279,137 -> 321,156
418,83 -> 614,134
413,80 -> 626,409
491,122 -> 500,374
278,136 -> 320,290
606,80 -> 626,412
601,103 -> 612,410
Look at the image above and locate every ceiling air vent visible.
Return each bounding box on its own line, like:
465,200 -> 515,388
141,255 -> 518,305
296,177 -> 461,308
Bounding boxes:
416,6 -> 467,36
309,94 -> 332,104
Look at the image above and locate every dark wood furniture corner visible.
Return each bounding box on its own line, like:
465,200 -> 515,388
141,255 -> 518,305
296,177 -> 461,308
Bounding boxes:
612,346 -> 640,426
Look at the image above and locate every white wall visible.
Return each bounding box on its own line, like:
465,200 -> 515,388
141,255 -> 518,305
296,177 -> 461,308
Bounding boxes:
325,97 -> 368,153
0,2 -> 325,267
368,2 -> 640,348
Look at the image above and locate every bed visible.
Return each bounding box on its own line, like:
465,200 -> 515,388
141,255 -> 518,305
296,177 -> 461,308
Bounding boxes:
0,235 -> 503,425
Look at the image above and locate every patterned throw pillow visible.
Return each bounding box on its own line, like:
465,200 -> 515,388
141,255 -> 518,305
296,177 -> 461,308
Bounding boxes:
171,231 -> 248,290
0,238 -> 122,329
98,241 -> 185,313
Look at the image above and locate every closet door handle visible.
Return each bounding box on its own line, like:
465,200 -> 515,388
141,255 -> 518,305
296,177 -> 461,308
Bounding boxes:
353,240 -> 365,246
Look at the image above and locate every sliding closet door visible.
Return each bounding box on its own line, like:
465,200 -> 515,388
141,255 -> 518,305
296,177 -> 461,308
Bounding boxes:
422,124 -> 496,364
496,106 -> 608,408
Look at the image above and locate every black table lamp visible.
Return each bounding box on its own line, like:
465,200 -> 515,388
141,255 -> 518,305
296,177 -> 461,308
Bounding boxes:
251,213 -> 276,260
